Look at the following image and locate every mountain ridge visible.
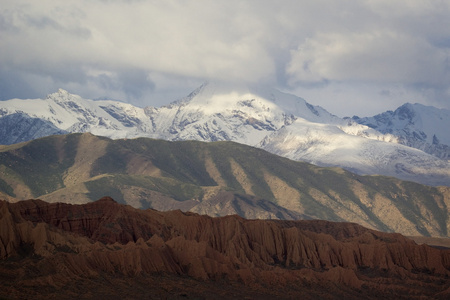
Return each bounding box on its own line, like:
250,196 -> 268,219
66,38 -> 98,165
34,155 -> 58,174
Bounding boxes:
0,83 -> 449,186
353,102 -> 450,160
1,133 -> 449,238
1,197 -> 449,299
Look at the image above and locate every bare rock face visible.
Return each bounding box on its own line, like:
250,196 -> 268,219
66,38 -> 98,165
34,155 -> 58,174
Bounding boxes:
1,197 -> 450,299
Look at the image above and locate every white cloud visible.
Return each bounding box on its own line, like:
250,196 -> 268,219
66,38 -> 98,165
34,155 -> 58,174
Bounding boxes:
288,82 -> 426,118
1,0 -> 449,115
287,30 -> 449,85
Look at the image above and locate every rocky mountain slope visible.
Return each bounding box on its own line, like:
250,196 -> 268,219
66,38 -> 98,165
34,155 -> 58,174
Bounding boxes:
353,103 -> 450,160
0,113 -> 67,145
0,84 -> 449,186
1,198 -> 449,299
1,133 -> 449,238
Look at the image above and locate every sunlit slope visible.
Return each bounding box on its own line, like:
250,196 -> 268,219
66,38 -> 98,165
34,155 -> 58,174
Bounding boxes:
0,132 -> 449,237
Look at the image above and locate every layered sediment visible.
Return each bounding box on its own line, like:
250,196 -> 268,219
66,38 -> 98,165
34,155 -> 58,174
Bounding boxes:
1,197 -> 449,299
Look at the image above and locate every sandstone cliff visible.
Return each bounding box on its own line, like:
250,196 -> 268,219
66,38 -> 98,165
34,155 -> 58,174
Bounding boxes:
1,198 -> 449,299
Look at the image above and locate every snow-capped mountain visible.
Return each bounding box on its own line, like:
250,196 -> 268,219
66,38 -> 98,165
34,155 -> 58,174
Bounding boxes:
0,89 -> 127,138
260,119 -> 450,186
0,113 -> 67,145
353,103 -> 450,160
0,83 -> 449,186
145,82 -> 336,145
145,82 -> 396,145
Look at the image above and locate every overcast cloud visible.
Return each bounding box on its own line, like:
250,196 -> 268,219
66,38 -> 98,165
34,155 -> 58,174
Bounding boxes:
1,0 -> 449,117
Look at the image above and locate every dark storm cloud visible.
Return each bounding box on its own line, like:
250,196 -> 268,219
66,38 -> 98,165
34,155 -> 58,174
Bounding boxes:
0,67 -> 36,100
94,69 -> 156,101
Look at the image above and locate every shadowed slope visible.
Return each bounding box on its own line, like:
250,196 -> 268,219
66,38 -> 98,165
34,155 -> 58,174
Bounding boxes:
1,198 -> 449,299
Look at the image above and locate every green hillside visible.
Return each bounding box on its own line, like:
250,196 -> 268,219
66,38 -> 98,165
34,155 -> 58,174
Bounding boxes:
0,133 -> 448,237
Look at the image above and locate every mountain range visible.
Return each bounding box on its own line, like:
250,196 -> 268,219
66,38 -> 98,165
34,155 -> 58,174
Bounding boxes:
0,82 -> 449,186
2,84 -> 450,299
1,198 -> 449,299
353,103 -> 450,160
1,133 -> 449,238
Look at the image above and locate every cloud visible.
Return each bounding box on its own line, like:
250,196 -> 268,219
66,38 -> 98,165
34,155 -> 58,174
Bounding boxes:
1,0 -> 449,115
287,30 -> 449,86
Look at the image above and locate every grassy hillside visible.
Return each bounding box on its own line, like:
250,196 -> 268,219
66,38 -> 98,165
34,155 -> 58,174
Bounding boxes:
0,133 -> 449,237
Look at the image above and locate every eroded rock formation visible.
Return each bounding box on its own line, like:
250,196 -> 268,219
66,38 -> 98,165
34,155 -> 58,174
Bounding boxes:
1,197 -> 449,299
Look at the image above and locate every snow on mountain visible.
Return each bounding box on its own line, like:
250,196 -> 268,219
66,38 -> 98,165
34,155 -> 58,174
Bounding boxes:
145,82 -> 394,146
95,100 -> 155,134
0,83 -> 449,186
145,82 -> 313,145
0,113 -> 67,145
353,103 -> 450,160
0,89 -> 150,140
260,119 -> 450,186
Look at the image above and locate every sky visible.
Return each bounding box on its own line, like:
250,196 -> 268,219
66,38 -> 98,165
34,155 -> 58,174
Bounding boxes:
1,0 -> 450,117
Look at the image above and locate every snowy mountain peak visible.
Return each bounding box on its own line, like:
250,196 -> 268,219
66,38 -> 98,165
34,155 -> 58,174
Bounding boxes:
354,103 -> 450,159
57,88 -> 70,95
46,88 -> 76,101
171,81 -> 337,123
0,84 -> 449,186
45,89 -> 91,113
395,103 -> 416,122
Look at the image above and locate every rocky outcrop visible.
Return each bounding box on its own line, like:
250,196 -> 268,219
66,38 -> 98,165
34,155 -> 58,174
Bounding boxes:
1,198 -> 450,299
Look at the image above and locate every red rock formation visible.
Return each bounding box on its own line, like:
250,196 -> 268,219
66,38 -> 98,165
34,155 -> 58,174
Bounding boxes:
1,197 -> 449,299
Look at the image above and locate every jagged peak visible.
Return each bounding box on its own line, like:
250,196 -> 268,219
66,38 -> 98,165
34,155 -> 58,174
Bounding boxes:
162,80 -> 335,123
57,88 -> 70,95
46,88 -> 68,98
395,103 -> 416,120
46,88 -> 83,102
